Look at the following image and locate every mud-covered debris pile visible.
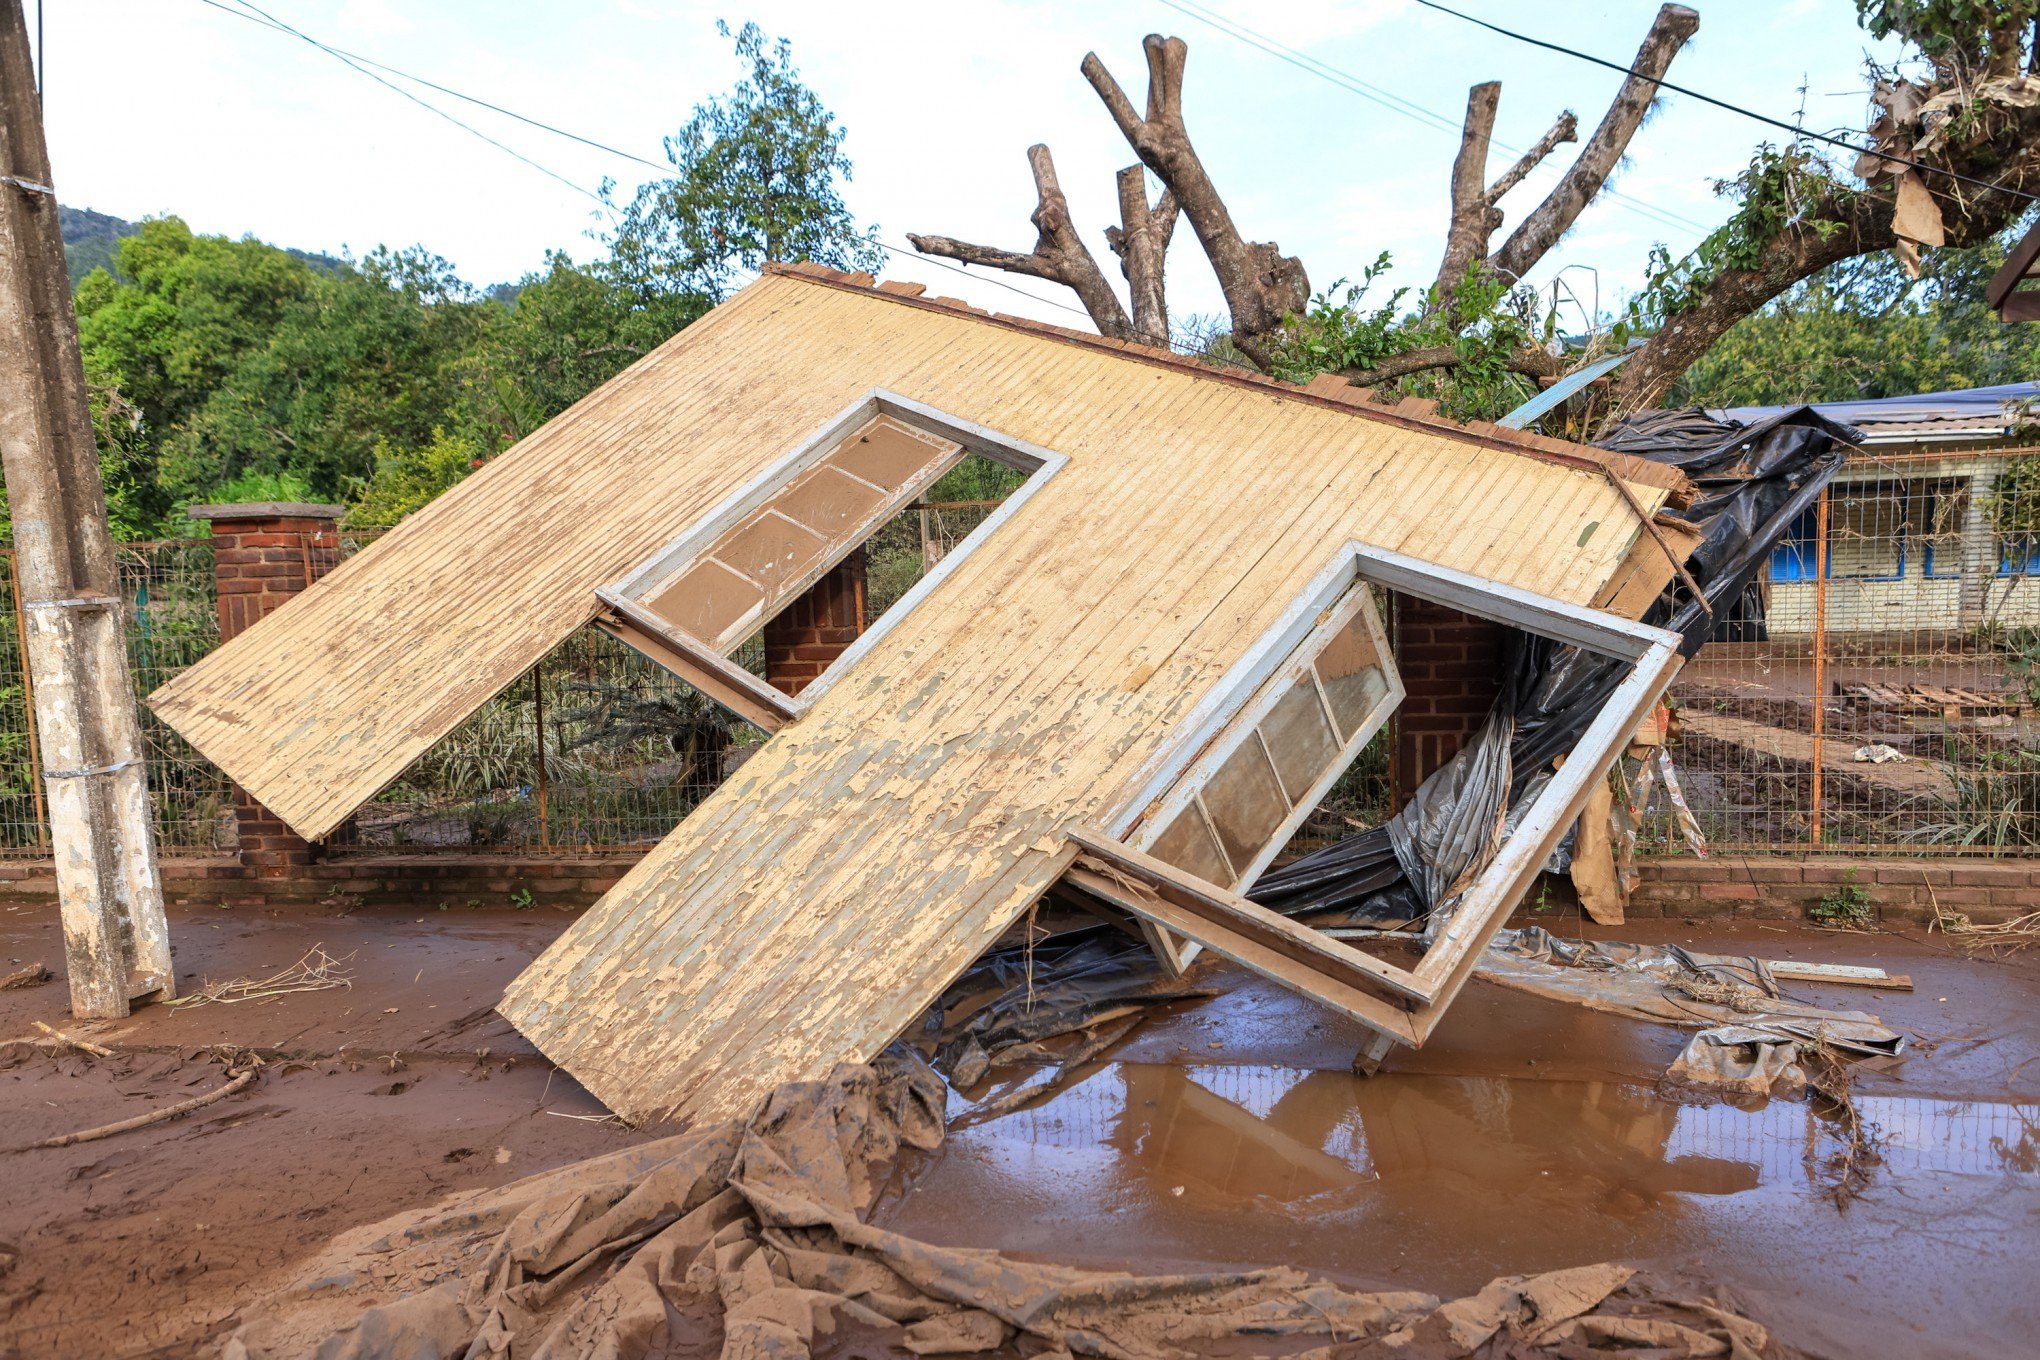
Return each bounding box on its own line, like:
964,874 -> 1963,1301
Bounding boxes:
221,1052 -> 1788,1360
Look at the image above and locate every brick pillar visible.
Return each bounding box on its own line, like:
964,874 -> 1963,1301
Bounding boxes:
188,501 -> 344,876
1391,595 -> 1508,806
763,549 -> 867,696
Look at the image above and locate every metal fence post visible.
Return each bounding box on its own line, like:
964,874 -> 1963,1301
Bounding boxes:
533,662 -> 550,851
1809,489 -> 1830,847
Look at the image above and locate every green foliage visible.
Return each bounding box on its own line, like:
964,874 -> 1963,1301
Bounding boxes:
1675,217 -> 2040,406
1986,453 -> 2040,545
603,21 -> 882,303
1810,872 -> 1875,926
1856,0 -> 2039,58
210,469 -> 318,504
1991,625 -> 2040,704
1625,141 -> 1862,341
454,251 -> 705,448
1908,761 -> 2040,850
1265,254 -> 1410,379
345,429 -> 485,530
1263,254 -> 1554,422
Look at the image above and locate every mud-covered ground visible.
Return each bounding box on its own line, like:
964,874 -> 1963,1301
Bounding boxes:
1,896 -> 2036,1359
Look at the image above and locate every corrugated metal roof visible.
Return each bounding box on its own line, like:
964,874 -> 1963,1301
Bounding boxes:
1712,381 -> 2040,438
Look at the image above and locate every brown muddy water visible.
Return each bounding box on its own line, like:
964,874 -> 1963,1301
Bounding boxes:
875,924 -> 2040,1360
886,1064 -> 2040,1358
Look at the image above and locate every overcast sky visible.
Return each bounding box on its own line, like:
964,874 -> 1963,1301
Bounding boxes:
45,1 -> 1906,329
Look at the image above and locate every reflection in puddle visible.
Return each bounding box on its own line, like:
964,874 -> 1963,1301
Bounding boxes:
969,1063 -> 2039,1209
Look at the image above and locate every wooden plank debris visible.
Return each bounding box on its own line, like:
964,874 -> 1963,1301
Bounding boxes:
1763,961 -> 1914,991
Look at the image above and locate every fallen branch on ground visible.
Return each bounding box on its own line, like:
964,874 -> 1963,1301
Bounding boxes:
31,1019 -> 113,1057
0,961 -> 48,990
17,1063 -> 260,1152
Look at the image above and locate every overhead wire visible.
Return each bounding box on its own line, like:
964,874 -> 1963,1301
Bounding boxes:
195,0 -> 1097,321
1153,0 -> 1715,238
209,0 -> 611,209
1411,0 -> 2040,207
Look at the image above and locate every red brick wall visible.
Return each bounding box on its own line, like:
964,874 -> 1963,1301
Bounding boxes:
763,549 -> 867,696
1622,856 -> 2040,925
192,503 -> 344,876
1390,596 -> 1508,804
0,856 -> 634,912
209,514 -> 340,638
1,852 -> 2026,923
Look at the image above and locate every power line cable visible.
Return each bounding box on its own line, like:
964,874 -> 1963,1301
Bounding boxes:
1154,0 -> 1714,238
206,0 -> 611,208
195,0 -> 1096,320
1411,0 -> 2040,207
203,0 -> 670,175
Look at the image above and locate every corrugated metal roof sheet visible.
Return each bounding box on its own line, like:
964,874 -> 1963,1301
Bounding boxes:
1712,380 -> 2040,438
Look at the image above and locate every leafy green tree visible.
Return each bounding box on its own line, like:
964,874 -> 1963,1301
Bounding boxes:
1264,254 -> 1559,422
156,245 -> 488,502
75,218 -> 320,445
454,252 -> 704,448
603,20 -> 882,303
1674,222 -> 2040,406
345,428 -> 486,529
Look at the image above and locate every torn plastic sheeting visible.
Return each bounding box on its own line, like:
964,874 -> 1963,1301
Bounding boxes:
220,1052 -> 1781,1360
1476,927 -> 1904,1060
1664,1026 -> 1812,1100
1253,405 -> 1854,924
929,936 -> 1213,1090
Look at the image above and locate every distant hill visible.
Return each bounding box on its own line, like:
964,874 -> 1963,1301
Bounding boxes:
57,204 -> 349,286
58,205 -> 132,284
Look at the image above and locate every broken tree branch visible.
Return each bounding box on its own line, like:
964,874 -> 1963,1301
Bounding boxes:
31,1018 -> 113,1057
908,144 -> 1135,339
1338,344 -> 1564,387
1082,35 -> 1308,364
23,1065 -> 259,1151
1105,166 -> 1180,347
1487,4 -> 1700,286
1434,82 -> 1578,302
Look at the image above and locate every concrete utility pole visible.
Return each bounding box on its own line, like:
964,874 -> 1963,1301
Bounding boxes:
0,0 -> 172,1017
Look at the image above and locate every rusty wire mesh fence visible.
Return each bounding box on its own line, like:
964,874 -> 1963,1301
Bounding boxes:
1657,447 -> 2037,856
0,542 -> 236,856
337,628 -> 768,854
0,457 -> 2031,859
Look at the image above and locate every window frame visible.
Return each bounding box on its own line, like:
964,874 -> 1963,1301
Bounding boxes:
1067,541 -> 1685,1056
594,390 -> 1068,729
1108,553 -> 1404,892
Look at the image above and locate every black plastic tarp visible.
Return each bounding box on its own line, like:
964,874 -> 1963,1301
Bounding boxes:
1248,405 -> 1855,925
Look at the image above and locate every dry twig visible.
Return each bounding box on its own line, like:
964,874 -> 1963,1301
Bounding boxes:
164,944 -> 354,1008
31,1020 -> 113,1057
1930,903 -> 2040,956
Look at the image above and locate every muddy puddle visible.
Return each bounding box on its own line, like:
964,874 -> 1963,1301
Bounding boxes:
882,1062 -> 2040,1360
